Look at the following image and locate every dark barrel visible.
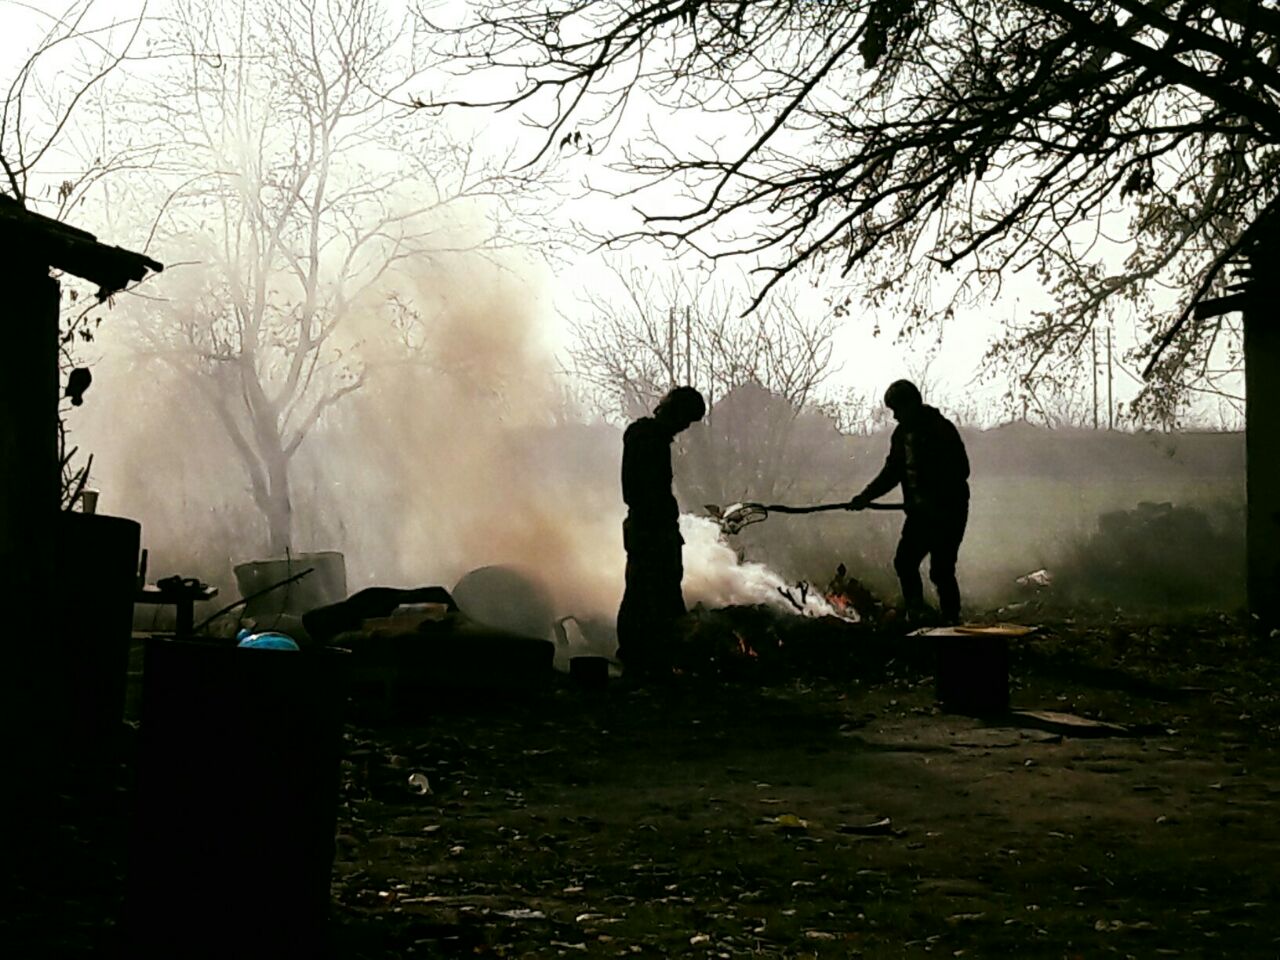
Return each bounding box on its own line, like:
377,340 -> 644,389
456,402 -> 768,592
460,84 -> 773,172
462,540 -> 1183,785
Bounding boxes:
127,639 -> 345,959
56,511 -> 141,763
934,634 -> 1010,716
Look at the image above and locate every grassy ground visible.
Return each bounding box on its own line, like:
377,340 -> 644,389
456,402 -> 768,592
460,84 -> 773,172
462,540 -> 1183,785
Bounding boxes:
6,611 -> 1279,959
325,612 -> 1280,959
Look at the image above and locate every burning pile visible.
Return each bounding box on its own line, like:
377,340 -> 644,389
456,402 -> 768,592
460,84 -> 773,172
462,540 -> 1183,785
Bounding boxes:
823,563 -> 893,626
674,562 -> 893,680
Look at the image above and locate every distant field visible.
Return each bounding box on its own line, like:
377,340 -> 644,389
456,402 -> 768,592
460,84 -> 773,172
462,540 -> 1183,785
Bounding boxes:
738,472 -> 1245,610
690,424 -> 1247,610
964,475 -> 1244,604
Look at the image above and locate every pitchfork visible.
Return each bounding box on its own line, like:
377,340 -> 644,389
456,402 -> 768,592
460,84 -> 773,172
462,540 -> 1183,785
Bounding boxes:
705,499 -> 905,536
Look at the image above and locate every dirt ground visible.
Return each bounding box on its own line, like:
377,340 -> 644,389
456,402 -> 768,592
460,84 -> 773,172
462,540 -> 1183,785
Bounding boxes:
325,612 -> 1280,959
6,610 -> 1280,958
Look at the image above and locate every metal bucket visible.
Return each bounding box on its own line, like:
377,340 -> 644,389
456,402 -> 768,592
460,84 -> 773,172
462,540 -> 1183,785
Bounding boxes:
569,655 -> 610,690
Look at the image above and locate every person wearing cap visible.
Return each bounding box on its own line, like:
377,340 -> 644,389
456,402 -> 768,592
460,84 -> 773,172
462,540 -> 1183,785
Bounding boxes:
616,386 -> 707,679
848,380 -> 970,624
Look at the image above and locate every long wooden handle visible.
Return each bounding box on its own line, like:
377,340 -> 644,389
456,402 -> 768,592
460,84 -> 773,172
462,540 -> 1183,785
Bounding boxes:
755,501 -> 905,513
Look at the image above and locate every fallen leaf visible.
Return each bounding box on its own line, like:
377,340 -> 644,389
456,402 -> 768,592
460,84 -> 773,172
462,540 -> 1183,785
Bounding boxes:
838,817 -> 893,835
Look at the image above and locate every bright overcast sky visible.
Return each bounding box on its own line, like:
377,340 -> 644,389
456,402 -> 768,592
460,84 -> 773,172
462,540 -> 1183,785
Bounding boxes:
0,0 -> 1243,428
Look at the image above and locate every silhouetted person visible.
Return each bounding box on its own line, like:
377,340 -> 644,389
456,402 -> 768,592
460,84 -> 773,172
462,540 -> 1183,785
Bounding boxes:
617,386 -> 706,678
848,380 -> 969,624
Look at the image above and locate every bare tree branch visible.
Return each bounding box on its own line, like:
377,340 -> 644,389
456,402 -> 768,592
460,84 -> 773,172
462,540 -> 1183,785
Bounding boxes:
421,0 -> 1280,423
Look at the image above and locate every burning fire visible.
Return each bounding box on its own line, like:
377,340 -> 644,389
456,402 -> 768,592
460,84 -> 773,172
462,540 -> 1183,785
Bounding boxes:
734,631 -> 759,659
679,515 -> 856,620
825,593 -> 855,616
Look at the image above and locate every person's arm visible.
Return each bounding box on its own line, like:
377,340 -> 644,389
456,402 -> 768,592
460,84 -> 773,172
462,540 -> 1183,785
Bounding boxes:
850,429 -> 902,507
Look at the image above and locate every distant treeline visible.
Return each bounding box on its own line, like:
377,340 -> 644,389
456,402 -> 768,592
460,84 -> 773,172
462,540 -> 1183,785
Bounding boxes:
952,423 -> 1244,481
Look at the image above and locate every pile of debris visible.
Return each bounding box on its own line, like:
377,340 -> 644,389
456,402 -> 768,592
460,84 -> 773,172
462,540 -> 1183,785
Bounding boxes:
677,565 -> 898,680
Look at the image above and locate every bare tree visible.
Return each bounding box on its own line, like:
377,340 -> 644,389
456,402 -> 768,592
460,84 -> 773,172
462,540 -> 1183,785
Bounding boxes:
565,260 -> 840,503
417,0 -> 1279,419
1,0 -> 151,205
2,0 -> 156,507
567,260 -> 837,418
123,0 -> 559,556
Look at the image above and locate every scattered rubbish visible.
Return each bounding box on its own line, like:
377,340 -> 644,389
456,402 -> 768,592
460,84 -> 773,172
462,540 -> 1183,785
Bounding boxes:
235,629 -> 300,651
838,817 -> 893,836
773,814 -> 809,831
911,623 -> 1038,638
1095,918 -> 1157,932
1016,569 -> 1053,589
407,773 -> 432,795
496,908 -> 546,920
955,623 -> 1038,638
1010,710 -> 1130,738
197,567 -> 313,634
689,933 -> 711,945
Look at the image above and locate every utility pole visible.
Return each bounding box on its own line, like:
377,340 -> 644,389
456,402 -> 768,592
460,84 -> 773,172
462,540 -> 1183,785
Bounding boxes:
685,306 -> 692,385
1091,328 -> 1099,429
1106,328 -> 1114,430
667,308 -> 675,386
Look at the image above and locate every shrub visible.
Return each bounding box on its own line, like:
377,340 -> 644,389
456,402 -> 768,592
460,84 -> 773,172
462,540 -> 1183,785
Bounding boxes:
1057,501 -> 1244,609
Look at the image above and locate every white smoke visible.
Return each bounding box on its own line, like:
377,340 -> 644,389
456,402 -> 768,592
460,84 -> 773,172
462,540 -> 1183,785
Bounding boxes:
76,251 -> 839,638
680,515 -> 845,619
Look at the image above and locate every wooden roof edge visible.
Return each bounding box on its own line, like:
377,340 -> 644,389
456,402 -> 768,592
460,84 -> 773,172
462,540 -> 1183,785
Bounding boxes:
0,193 -> 164,296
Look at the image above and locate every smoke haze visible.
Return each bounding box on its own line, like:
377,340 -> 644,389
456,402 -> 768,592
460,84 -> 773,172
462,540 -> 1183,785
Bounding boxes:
73,255 -> 837,639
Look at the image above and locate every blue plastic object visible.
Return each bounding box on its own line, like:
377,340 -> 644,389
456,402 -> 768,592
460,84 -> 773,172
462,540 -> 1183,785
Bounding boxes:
236,630 -> 300,651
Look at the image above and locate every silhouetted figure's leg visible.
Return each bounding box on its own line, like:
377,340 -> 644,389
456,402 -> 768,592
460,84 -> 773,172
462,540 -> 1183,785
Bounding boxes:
928,504 -> 969,624
894,515 -> 930,614
617,521 -> 685,676
616,552 -> 650,670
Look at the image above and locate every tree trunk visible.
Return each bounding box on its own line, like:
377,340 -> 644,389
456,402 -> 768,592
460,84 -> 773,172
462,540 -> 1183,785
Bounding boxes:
1246,222 -> 1280,629
266,454 -> 294,558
